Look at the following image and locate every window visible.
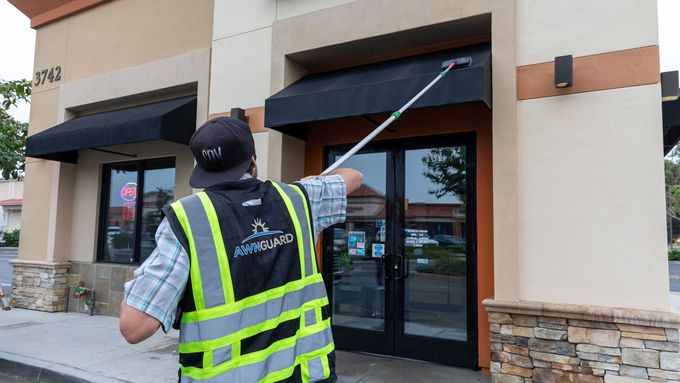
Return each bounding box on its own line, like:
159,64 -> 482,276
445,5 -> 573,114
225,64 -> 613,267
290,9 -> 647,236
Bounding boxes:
98,157 -> 175,264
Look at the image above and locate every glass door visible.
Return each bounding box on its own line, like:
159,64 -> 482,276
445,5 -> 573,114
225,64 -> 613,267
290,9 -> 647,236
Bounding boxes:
394,140 -> 477,367
324,150 -> 393,355
323,134 -> 477,368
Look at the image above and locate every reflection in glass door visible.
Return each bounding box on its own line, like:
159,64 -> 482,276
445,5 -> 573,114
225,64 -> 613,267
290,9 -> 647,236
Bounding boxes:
394,143 -> 475,367
324,134 -> 476,368
326,151 -> 391,355
403,147 -> 467,341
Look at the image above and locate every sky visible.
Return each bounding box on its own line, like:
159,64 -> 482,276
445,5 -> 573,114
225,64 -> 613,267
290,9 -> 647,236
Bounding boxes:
0,1 -> 34,123
0,1 -> 680,123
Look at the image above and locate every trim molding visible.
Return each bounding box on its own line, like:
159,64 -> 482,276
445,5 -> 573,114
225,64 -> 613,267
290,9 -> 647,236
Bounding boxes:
483,298 -> 680,328
517,45 -> 660,100
9,259 -> 71,268
209,107 -> 267,133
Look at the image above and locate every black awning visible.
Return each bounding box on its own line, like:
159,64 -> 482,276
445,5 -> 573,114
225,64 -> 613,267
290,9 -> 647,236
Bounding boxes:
25,96 -> 197,163
664,97 -> 680,155
265,43 -> 491,129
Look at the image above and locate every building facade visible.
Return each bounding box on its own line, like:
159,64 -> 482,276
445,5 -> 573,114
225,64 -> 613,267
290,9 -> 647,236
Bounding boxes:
9,0 -> 680,381
0,179 -> 23,236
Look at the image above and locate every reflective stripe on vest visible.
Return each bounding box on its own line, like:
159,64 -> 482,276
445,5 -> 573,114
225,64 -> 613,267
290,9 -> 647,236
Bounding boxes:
270,181 -> 317,276
171,185 -> 333,382
171,193 -> 234,310
180,327 -> 334,383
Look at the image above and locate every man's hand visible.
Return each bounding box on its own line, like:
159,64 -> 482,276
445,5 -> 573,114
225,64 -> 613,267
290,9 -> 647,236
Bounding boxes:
310,168 -> 363,195
120,302 -> 161,344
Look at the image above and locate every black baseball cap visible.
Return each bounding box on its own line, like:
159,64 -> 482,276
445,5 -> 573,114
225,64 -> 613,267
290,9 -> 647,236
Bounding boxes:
189,117 -> 256,188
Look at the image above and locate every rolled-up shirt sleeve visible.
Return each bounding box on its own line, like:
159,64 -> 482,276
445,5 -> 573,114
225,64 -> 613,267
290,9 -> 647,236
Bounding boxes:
298,174 -> 348,238
123,219 -> 190,332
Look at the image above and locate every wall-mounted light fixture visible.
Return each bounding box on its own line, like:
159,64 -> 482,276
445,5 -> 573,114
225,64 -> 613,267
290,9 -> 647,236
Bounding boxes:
661,71 -> 679,102
231,107 -> 247,122
555,55 -> 573,88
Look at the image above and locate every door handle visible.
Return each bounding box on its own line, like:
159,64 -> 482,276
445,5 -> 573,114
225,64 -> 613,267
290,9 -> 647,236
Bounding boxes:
404,254 -> 410,279
394,254 -> 403,280
381,254 -> 389,280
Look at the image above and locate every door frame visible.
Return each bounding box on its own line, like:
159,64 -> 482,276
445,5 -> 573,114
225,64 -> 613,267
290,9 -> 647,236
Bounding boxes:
322,132 -> 478,369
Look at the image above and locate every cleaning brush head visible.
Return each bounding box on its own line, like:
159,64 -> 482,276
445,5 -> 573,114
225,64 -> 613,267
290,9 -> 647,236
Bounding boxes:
441,57 -> 473,70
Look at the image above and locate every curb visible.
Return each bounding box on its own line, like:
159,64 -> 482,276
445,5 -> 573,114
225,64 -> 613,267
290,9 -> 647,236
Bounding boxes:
0,354 -> 130,383
0,358 -> 90,383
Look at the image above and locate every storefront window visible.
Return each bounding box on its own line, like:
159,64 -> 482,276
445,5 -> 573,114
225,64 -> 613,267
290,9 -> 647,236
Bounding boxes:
99,158 -> 175,264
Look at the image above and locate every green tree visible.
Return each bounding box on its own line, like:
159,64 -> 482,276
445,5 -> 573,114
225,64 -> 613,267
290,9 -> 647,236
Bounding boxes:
0,79 -> 31,180
665,147 -> 680,246
421,147 -> 467,204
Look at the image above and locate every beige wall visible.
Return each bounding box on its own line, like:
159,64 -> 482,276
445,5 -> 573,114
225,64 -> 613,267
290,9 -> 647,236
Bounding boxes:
209,0 -> 359,182
515,0 -> 667,310
516,0 -> 658,66
0,180 -> 23,200
6,210 -> 21,232
517,84 -> 668,310
275,0 -> 355,20
20,0 -> 213,264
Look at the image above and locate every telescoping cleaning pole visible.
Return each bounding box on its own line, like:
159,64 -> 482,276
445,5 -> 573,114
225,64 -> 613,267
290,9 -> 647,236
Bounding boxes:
321,56 -> 473,175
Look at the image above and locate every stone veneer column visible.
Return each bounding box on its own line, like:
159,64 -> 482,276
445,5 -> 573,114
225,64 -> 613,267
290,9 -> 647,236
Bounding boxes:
10,260 -> 69,312
483,299 -> 680,383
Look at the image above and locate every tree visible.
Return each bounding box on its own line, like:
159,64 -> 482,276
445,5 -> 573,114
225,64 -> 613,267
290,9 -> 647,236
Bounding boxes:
421,147 -> 467,204
665,147 -> 680,246
0,79 -> 31,180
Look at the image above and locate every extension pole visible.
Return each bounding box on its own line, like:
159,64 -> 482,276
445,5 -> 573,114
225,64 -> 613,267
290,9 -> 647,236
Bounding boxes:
321,57 -> 470,175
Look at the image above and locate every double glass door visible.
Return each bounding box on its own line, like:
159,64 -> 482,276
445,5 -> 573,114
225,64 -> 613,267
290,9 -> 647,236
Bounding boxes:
323,134 -> 477,368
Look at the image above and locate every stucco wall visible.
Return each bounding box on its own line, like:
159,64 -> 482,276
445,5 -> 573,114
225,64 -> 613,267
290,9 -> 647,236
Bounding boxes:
514,0 -> 666,310
517,85 -> 668,310
0,180 -> 24,200
20,0 -> 213,264
6,210 -> 21,232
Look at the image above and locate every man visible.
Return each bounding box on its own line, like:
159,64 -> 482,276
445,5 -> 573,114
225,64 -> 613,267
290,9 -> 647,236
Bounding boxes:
120,116 -> 362,383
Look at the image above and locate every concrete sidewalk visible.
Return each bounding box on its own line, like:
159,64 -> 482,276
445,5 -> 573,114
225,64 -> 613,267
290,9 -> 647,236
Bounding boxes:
0,308 -> 490,383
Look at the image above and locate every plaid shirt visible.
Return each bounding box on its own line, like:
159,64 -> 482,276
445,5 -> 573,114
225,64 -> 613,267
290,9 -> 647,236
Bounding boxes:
123,175 -> 347,331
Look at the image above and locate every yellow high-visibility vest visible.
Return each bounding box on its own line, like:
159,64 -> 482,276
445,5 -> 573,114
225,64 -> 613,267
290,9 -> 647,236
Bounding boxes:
167,180 -> 335,383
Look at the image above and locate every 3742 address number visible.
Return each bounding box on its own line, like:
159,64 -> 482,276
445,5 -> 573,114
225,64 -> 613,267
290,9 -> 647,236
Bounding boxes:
34,66 -> 62,86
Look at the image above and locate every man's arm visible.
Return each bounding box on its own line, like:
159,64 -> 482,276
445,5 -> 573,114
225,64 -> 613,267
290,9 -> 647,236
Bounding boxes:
119,219 -> 189,344
120,303 -> 161,344
298,168 -> 363,238
302,168 -> 363,193
323,168 -> 363,194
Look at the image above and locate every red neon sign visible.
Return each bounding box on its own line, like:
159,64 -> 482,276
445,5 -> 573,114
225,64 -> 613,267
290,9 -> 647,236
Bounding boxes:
120,182 -> 137,202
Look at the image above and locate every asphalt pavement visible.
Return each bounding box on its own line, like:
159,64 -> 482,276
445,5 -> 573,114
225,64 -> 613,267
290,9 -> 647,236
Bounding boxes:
670,261 -> 680,292
0,247 -> 17,296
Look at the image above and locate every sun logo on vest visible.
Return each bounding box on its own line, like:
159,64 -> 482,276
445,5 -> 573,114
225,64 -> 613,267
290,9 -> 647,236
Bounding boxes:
251,218 -> 269,234
233,218 -> 295,258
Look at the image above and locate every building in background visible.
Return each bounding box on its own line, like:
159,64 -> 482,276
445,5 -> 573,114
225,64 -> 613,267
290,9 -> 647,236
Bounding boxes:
0,179 -> 23,236
8,0 -> 680,381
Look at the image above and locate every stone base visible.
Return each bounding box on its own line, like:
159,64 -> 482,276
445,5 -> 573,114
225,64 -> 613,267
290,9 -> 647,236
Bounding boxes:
65,262 -> 135,317
484,299 -> 680,383
10,260 -> 70,312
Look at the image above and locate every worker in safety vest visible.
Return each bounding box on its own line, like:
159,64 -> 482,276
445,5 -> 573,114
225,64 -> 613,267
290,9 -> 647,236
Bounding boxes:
120,116 -> 362,383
